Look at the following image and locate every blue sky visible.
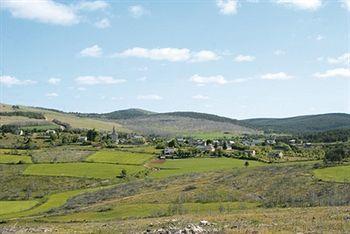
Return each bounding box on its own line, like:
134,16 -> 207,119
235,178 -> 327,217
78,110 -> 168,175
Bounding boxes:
0,0 -> 349,119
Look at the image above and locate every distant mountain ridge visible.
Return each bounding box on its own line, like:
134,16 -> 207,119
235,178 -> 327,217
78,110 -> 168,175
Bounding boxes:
2,103 -> 350,135
242,113 -> 350,133
78,108 -> 155,120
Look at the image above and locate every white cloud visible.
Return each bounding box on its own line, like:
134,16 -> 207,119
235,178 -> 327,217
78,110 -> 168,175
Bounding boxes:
74,1 -> 109,11
216,0 -> 238,15
75,76 -> 126,85
190,74 -> 228,85
314,68 -> 350,78
316,35 -> 323,41
117,47 -> 190,62
138,66 -> 149,71
316,56 -> 324,62
137,94 -> 163,100
48,78 -> 61,85
129,5 -> 148,18
94,18 -> 110,28
0,75 -> 37,86
275,0 -> 322,10
234,54 -> 255,62
80,45 -> 102,57
232,78 -> 249,83
46,92 -> 58,97
111,96 -> 124,101
342,0 -> 350,11
116,47 -> 219,63
261,72 -> 293,80
137,77 -> 147,82
327,53 -> 350,65
274,50 -> 286,56
192,94 -> 210,100
1,0 -> 78,25
191,50 -> 220,62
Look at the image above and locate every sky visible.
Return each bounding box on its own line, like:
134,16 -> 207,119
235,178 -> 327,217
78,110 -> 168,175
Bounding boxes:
0,0 -> 349,119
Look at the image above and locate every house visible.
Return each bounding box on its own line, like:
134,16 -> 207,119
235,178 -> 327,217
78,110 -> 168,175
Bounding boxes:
45,130 -> 56,135
268,151 -> 284,159
78,136 -> 87,143
266,139 -> 276,145
206,144 -> 215,152
196,144 -> 215,152
252,139 -> 263,145
244,150 -> 256,156
176,138 -> 184,143
163,147 -> 176,155
15,129 -> 24,136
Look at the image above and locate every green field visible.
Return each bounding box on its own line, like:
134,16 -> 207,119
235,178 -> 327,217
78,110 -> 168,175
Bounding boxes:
0,154 -> 32,164
23,163 -> 145,179
117,145 -> 162,154
87,150 -> 154,165
313,165 -> 350,182
42,201 -> 259,222
0,186 -> 106,219
150,158 -> 264,178
0,200 -> 39,215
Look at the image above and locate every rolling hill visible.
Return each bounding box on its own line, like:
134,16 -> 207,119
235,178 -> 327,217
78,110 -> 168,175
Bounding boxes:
2,103 -> 350,135
242,113 -> 350,134
0,105 -> 257,136
76,108 -> 154,120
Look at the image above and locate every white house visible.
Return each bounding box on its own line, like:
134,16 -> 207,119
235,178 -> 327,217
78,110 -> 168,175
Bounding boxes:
163,147 -> 176,155
78,136 -> 87,143
268,151 -> 284,159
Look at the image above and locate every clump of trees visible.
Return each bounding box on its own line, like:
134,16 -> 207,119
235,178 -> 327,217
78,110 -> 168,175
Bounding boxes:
86,129 -> 98,141
324,144 -> 350,164
0,111 -> 45,119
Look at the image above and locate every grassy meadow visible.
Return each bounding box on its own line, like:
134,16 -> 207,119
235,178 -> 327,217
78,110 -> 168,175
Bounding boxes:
87,150 -> 154,165
0,154 -> 32,164
0,200 -> 39,215
0,142 -> 349,233
23,163 -> 145,179
313,164 -> 350,182
150,157 -> 264,178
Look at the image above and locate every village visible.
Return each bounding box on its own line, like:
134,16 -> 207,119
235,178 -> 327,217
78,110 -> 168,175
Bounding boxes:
1,122 -> 322,163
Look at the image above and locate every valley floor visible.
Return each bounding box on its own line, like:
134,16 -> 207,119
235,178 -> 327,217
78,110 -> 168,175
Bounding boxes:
1,145 -> 350,233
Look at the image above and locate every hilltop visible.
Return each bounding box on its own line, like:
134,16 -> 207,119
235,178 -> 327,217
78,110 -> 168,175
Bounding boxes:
1,104 -> 350,135
0,104 -> 256,136
242,113 -> 350,134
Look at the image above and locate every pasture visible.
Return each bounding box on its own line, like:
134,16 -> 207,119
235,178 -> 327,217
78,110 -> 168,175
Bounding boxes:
86,150 -> 154,165
0,154 -> 32,164
23,163 -> 145,179
117,145 -> 162,154
150,157 -> 264,178
0,200 -> 39,215
31,147 -> 93,163
313,165 -> 350,182
0,186 -> 105,219
43,201 -> 259,222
